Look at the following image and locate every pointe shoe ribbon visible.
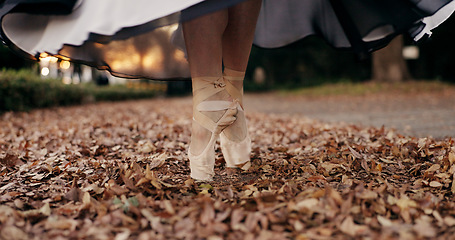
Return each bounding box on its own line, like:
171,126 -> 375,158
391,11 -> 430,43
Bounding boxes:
219,103 -> 252,170
189,76 -> 238,181
219,68 -> 252,170
191,77 -> 237,134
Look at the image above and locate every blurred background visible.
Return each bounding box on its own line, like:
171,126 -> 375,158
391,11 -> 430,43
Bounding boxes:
0,15 -> 454,112
245,15 -> 455,90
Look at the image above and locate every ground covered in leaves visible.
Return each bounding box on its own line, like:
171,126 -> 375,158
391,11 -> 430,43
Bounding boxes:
1,97 -> 455,239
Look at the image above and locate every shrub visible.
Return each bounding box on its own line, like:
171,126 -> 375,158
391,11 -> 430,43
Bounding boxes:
0,69 -> 159,112
0,69 -> 83,111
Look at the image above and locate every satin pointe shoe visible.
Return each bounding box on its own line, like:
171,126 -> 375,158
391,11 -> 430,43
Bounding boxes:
219,68 -> 252,170
188,76 -> 238,181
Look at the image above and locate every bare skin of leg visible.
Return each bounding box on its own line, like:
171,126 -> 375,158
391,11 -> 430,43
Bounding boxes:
183,9 -> 228,156
183,10 -> 227,78
223,0 -> 262,71
183,0 -> 262,156
222,0 -> 262,142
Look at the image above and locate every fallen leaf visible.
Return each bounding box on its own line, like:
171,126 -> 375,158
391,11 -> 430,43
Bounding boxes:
0,225 -> 28,240
295,198 -> 319,212
377,215 -> 393,227
413,216 -> 437,238
449,151 -> 455,165
348,146 -> 363,159
339,216 -> 369,237
429,181 -> 443,188
0,154 -> 24,167
444,216 -> 455,226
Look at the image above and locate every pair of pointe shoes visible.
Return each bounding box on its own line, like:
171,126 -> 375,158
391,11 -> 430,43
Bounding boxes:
188,68 -> 251,181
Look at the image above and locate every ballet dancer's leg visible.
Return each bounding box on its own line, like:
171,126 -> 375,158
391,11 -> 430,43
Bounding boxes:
183,9 -> 235,180
182,0 -> 262,180
220,0 -> 262,169
222,0 -> 262,72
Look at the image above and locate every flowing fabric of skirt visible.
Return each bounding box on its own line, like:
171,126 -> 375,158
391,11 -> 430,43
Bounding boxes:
0,0 -> 454,79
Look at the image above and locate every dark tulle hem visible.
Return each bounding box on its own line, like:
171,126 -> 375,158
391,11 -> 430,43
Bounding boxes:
0,0 -> 453,80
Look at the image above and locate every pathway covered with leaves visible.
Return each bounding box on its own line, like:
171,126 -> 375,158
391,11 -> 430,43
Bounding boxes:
245,84 -> 455,139
1,96 -> 454,239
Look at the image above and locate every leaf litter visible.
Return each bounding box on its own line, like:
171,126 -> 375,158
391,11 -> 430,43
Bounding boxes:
0,98 -> 454,239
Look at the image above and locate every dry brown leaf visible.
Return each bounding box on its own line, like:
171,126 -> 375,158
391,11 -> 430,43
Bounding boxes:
377,215 -> 393,227
356,189 -> 378,200
348,146 -> 362,159
449,150 -> 455,165
200,203 -> 215,225
0,154 -> 24,167
413,216 -> 437,238
451,172 -> 455,194
429,181 -> 443,188
339,216 -> 369,237
426,164 -> 441,173
147,152 -> 167,169
294,198 -> 319,212
0,225 -> 29,240
444,216 -> 455,227
44,216 -> 78,231
231,208 -> 246,231
21,202 -> 51,218
396,196 -> 417,211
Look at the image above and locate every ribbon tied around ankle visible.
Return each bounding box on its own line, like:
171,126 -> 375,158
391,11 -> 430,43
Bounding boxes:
192,76 -> 243,112
213,78 -> 226,88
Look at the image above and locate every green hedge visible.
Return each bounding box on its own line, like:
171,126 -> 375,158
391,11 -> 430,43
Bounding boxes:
0,69 -> 158,112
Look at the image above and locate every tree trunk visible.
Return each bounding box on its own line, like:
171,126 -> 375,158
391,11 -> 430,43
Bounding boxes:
372,35 -> 411,82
